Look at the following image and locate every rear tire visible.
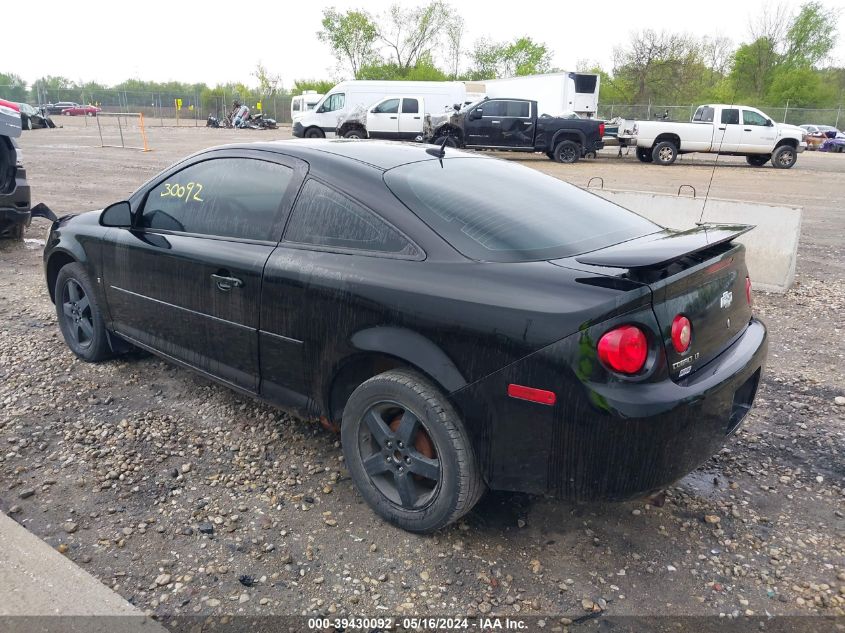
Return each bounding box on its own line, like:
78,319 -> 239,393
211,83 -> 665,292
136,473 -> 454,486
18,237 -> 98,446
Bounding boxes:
553,140 -> 580,163
652,141 -> 678,165
341,369 -> 484,533
24,117 -> 32,130
304,127 -> 325,139
746,154 -> 770,167
55,263 -> 113,363
636,147 -> 653,163
343,129 -> 366,139
771,145 -> 797,169
6,222 -> 25,240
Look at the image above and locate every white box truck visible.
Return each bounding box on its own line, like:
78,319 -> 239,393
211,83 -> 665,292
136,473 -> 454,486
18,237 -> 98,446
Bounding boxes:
292,80 -> 468,139
480,72 -> 600,118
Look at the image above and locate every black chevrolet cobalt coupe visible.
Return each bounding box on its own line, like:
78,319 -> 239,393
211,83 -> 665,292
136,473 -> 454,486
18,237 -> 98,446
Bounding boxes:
41,139 -> 766,532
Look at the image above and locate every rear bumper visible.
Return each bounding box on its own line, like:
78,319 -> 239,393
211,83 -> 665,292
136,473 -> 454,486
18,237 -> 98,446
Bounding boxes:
452,318 -> 767,499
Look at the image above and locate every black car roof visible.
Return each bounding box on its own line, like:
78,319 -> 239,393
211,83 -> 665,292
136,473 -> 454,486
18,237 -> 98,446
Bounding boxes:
213,139 -> 488,171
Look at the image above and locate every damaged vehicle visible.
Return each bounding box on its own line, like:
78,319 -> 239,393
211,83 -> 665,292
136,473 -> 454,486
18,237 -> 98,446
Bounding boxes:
0,126 -> 32,240
18,103 -> 56,130
40,139 -> 766,532
425,97 -> 605,163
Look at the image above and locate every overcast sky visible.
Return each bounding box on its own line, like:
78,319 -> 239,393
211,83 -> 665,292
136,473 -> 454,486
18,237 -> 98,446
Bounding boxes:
7,0 -> 845,88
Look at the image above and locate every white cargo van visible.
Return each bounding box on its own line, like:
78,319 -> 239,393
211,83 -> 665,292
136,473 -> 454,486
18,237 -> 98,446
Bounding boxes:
291,92 -> 324,122
292,80 -> 467,139
481,72 -> 600,117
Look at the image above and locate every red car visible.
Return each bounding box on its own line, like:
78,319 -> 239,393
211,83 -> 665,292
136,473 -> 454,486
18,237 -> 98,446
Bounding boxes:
61,104 -> 101,116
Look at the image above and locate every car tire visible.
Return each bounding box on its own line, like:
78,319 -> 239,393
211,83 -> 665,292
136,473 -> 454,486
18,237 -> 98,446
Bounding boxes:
584,151 -> 597,159
546,151 -> 555,160
432,135 -> 459,148
341,369 -> 485,533
553,140 -> 580,163
771,145 -> 797,169
55,263 -> 113,363
304,127 -> 325,139
636,147 -> 653,163
746,154 -> 770,167
652,141 -> 678,165
24,117 -> 32,130
343,129 -> 366,139
6,222 -> 25,240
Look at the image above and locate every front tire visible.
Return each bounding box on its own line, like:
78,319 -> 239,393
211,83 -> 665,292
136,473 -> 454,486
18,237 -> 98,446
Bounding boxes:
553,140 -> 580,163
746,154 -> 770,167
652,141 -> 678,165
341,369 -> 484,533
636,147 -> 653,163
55,263 -> 113,362
432,135 -> 459,148
304,127 -> 325,139
343,129 -> 366,139
771,145 -> 797,169
24,117 -> 32,130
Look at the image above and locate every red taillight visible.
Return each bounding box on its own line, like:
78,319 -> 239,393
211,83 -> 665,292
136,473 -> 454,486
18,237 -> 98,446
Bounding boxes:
599,122 -> 606,138
745,276 -> 752,307
507,384 -> 556,406
597,325 -> 648,374
671,315 -> 692,353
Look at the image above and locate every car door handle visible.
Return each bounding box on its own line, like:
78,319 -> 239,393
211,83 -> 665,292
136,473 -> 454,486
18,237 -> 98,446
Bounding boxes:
718,127 -> 726,131
744,128 -> 752,131
413,116 -> 420,119
211,273 -> 243,291
491,120 -> 501,124
390,116 -> 397,119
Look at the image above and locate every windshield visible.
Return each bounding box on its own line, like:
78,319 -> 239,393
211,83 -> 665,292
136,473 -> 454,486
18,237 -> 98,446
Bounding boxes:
385,157 -> 658,263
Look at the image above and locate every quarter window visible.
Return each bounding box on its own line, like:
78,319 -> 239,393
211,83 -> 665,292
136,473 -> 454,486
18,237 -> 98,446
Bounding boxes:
374,99 -> 400,114
140,158 -> 293,241
284,179 -> 419,256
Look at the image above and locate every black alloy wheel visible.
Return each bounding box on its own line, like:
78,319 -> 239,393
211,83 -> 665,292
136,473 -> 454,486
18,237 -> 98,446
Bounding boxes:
55,263 -> 113,362
357,403 -> 441,510
62,278 -> 95,350
341,369 -> 484,532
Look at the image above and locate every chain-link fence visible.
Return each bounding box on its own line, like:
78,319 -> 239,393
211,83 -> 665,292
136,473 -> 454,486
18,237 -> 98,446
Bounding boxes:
599,103 -> 844,127
1,86 -> 294,125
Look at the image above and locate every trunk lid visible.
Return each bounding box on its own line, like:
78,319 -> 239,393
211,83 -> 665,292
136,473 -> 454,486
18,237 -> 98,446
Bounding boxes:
562,224 -> 754,380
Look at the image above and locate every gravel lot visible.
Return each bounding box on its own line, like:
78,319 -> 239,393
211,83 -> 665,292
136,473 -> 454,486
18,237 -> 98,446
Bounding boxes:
1,120 -> 843,629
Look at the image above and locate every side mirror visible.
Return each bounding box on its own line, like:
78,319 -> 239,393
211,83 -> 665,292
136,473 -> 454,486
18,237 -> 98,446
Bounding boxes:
100,201 -> 132,228
767,119 -> 774,127
469,109 -> 481,121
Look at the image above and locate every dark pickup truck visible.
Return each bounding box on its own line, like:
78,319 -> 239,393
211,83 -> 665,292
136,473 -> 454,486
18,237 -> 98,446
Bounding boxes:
424,97 -> 604,163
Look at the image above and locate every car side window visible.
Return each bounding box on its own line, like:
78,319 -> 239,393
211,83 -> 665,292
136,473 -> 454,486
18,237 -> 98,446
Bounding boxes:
742,110 -> 768,126
140,158 -> 294,241
320,93 -> 345,113
504,101 -> 530,117
721,109 -> 739,125
480,101 -> 504,117
374,99 -> 400,114
284,179 -> 419,256
402,98 -> 419,114
693,106 -> 714,122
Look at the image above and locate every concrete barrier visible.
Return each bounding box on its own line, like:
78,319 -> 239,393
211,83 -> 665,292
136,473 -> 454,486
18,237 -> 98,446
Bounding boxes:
590,189 -> 802,293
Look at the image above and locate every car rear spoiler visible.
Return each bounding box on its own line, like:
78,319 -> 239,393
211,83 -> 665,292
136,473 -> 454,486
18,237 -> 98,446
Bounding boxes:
575,224 -> 754,269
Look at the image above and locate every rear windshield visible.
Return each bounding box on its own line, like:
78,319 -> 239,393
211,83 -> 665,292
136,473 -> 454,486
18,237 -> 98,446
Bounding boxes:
384,157 -> 657,262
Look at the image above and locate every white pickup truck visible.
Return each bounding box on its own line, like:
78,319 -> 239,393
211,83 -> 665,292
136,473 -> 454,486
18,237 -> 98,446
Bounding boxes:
335,96 -> 433,140
618,104 -> 807,169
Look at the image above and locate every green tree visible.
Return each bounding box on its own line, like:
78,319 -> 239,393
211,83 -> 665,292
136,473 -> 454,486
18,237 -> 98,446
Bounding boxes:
467,36 -> 552,79
782,1 -> 838,68
358,55 -> 449,81
767,66 -> 836,106
0,72 -> 28,102
318,8 -> 379,78
377,2 -> 453,72
291,79 -> 336,96
253,63 -> 283,100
